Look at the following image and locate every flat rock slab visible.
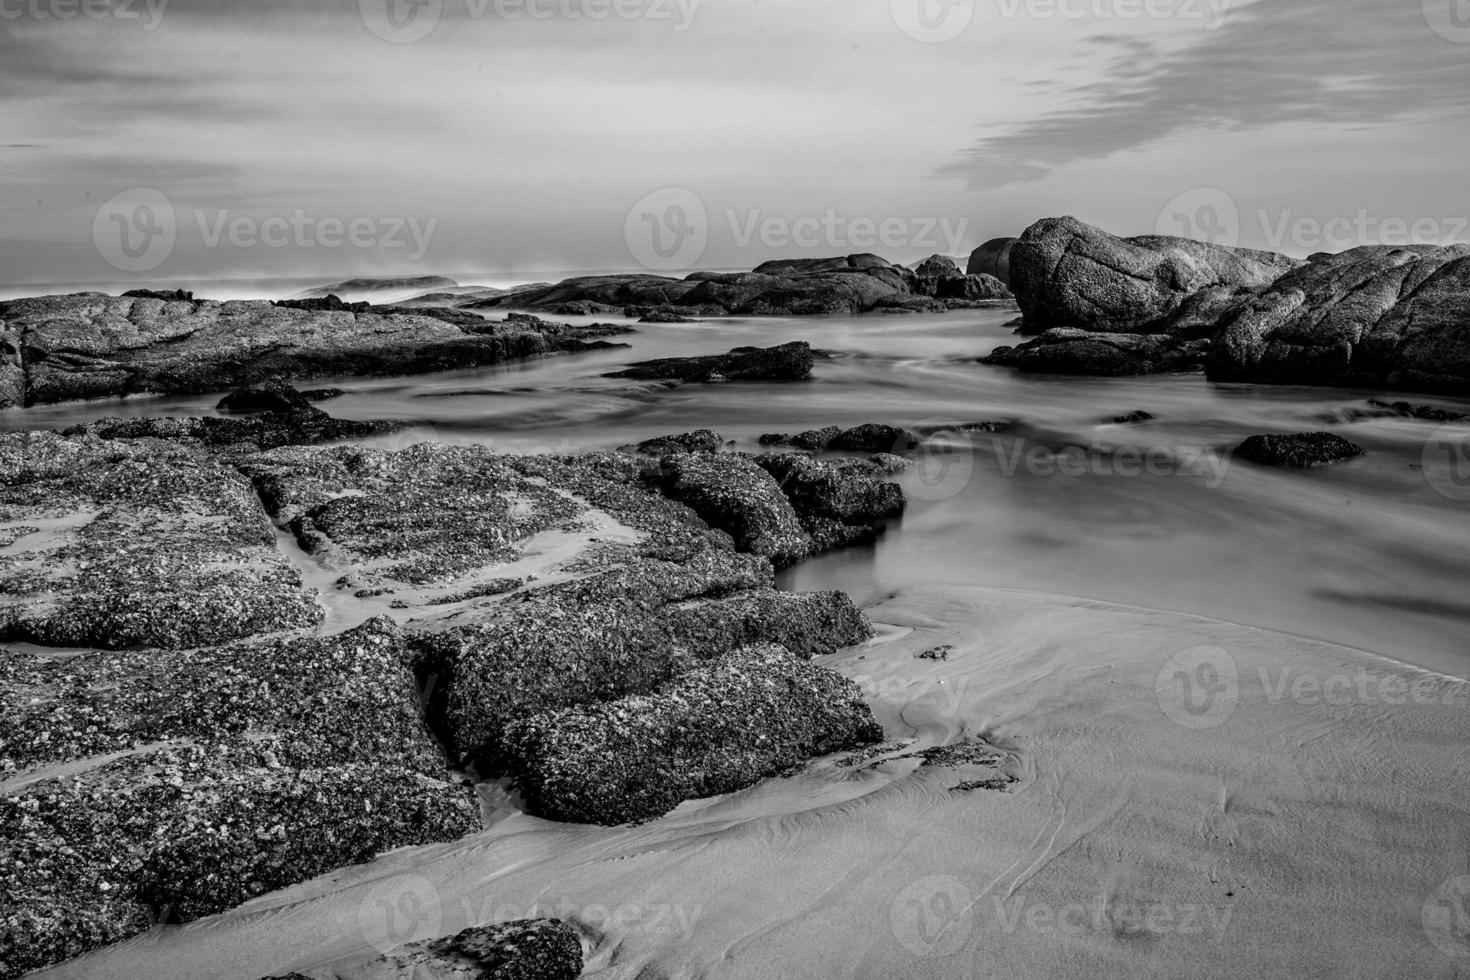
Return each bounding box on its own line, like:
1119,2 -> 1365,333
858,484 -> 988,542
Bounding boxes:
0,618 -> 478,978
0,432 -> 320,649
0,294 -> 627,408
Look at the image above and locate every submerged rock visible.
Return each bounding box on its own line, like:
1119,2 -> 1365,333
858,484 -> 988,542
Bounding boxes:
607,341 -> 816,384
0,432 -> 319,649
503,644 -> 884,825
1234,432 -> 1367,467
828,423 -> 921,453
985,330 -> 1209,377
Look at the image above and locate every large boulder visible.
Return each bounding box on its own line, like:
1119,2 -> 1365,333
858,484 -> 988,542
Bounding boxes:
966,237 -> 1018,285
1008,216 -> 1300,334
502,644 -> 883,825
1208,245 -> 1470,395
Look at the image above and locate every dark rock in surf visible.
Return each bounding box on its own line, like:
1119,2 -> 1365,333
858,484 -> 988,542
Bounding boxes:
634,429 -> 724,456
967,237 -> 1018,286
607,341 -> 815,384
1234,432 -> 1366,467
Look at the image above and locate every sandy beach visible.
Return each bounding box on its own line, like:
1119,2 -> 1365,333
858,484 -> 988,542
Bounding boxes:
31,585 -> 1469,980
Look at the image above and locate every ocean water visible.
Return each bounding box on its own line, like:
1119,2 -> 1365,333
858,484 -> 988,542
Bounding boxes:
4,307 -> 1469,679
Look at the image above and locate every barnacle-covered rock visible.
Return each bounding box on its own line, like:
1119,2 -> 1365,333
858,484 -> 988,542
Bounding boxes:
658,452 -> 813,567
0,619 -> 477,977
503,644 -> 884,825
0,432 -> 320,649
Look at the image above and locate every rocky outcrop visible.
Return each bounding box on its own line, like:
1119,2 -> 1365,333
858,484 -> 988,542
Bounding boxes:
503,644 -> 883,825
984,330 -> 1211,377
936,273 -> 1011,301
0,293 -> 630,408
659,452 -> 813,566
967,237 -> 1018,285
914,254 -> 963,280
0,432 -> 320,649
757,423 -> 920,453
607,341 -> 816,383
1008,216 -> 1300,334
65,381 -> 399,450
469,274 -> 698,314
1207,245 -> 1470,394
1234,432 -> 1366,467
633,429 -> 725,456
0,618 -> 479,979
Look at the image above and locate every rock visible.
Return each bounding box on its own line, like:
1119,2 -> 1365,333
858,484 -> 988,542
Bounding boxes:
914,254 -> 963,284
755,453 -> 905,525
272,294 -> 372,313
503,644 -> 883,825
936,274 -> 1012,301
675,267 -> 912,316
606,342 -> 816,384
0,618 -> 478,977
423,558 -> 869,770
869,452 -> 913,474
298,275 -> 458,298
659,452 -> 812,566
984,330 -> 1209,377
239,442 -> 585,589
1009,216 -> 1300,334
216,379 -> 314,414
470,274 -> 697,312
0,432 -> 320,649
1235,432 -> 1367,467
1364,399 -> 1469,423
967,237 -> 1018,285
367,919 -> 583,980
627,307 -> 699,323
0,293 -> 631,409
1109,411 -> 1157,425
633,430 -> 724,456
793,426 -> 843,451
64,408 -> 398,452
122,288 -> 194,302
752,254 -> 891,274
1208,245 -> 1470,395
828,423 -> 920,453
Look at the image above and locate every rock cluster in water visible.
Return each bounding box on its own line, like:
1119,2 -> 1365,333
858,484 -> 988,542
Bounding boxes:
985,216 -> 1470,395
0,413 -> 906,976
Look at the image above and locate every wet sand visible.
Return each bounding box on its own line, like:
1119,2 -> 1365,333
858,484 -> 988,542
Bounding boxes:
34,585 -> 1470,979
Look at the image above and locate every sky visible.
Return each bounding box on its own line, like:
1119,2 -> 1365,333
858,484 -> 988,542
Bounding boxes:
2,0 -> 1469,289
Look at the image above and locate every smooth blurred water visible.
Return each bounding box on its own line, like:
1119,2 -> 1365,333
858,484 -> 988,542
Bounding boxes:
5,308 -> 1469,677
